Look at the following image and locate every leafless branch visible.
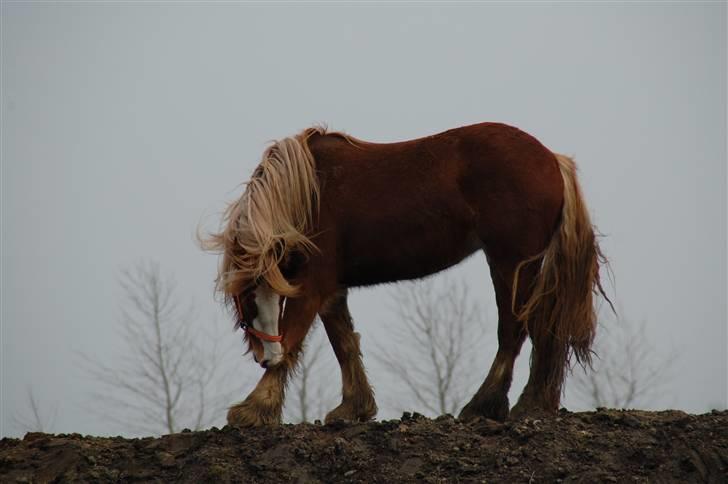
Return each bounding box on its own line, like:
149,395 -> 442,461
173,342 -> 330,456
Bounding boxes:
568,314 -> 677,409
13,388 -> 58,433
284,325 -> 339,423
373,276 -> 491,417
79,260 -> 239,435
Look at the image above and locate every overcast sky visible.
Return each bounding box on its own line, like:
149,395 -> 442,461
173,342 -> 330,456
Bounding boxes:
2,3 -> 726,437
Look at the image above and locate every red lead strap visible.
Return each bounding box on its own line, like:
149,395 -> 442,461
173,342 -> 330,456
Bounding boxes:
233,294 -> 284,343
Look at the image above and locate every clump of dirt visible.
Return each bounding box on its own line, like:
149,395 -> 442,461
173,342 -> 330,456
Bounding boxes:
1,409 -> 726,483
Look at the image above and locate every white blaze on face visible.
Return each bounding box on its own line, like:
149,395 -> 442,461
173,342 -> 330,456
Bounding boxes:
253,283 -> 283,366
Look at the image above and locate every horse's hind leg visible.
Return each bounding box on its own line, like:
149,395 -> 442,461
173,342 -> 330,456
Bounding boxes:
319,290 -> 378,423
459,256 -> 534,421
510,317 -> 566,419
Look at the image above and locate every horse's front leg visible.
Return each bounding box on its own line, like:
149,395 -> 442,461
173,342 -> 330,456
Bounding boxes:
227,364 -> 288,427
320,290 -> 377,423
227,293 -> 319,427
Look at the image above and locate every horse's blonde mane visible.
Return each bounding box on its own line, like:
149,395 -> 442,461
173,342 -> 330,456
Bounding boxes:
204,127 -> 327,299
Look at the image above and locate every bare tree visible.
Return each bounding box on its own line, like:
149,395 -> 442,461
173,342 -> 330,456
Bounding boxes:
373,277 -> 491,416
13,388 -> 57,433
283,325 -> 339,423
568,315 -> 676,409
81,261 -> 235,435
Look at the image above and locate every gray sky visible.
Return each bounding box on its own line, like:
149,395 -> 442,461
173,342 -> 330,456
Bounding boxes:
2,3 -> 726,437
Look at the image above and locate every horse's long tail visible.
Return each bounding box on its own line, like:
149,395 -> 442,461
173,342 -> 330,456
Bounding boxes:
514,153 -> 609,386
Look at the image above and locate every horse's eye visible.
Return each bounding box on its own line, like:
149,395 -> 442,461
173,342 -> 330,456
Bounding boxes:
240,293 -> 258,323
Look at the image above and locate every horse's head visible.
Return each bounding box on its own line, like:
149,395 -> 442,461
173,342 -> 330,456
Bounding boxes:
234,282 -> 285,369
205,129 -> 322,370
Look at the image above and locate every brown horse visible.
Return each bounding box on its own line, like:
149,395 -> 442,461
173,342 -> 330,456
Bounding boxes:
205,122 -> 608,426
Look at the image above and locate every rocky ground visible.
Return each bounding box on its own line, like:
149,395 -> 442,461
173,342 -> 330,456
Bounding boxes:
1,409 -> 727,483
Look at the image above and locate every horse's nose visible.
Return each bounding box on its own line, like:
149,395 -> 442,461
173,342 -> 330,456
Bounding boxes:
260,360 -> 269,369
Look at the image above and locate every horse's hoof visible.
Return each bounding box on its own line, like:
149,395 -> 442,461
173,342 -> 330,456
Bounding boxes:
227,400 -> 281,427
324,400 -> 377,424
509,394 -> 558,421
458,394 -> 509,422
508,404 -> 556,421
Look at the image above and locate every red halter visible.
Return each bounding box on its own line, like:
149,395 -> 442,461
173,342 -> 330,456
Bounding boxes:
233,294 -> 284,343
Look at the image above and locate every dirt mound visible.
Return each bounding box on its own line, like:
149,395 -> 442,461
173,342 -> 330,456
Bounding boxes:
1,409 -> 726,483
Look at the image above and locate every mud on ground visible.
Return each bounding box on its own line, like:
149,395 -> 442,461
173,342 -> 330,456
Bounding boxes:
1,409 -> 726,483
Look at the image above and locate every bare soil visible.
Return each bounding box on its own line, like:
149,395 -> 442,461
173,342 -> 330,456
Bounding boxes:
1,409 -> 726,483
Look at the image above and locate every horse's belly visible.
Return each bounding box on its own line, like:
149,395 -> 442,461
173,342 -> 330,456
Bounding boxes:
339,218 -> 482,287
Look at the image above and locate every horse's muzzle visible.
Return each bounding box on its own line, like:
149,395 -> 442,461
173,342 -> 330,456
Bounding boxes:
259,342 -> 284,369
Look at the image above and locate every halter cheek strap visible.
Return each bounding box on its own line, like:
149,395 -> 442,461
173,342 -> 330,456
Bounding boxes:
233,294 -> 284,343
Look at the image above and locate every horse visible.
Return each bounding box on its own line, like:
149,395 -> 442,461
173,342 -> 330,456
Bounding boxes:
204,122 -> 608,426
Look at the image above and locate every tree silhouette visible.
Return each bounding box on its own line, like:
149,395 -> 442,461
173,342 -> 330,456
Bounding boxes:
13,388 -> 57,433
81,261 -> 236,435
373,277 -> 491,416
283,325 -> 338,423
568,315 -> 676,409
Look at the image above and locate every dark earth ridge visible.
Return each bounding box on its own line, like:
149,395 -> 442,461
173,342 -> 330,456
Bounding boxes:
1,409 -> 726,483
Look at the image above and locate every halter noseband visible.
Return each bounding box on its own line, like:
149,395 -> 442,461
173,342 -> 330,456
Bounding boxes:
233,294 -> 284,343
